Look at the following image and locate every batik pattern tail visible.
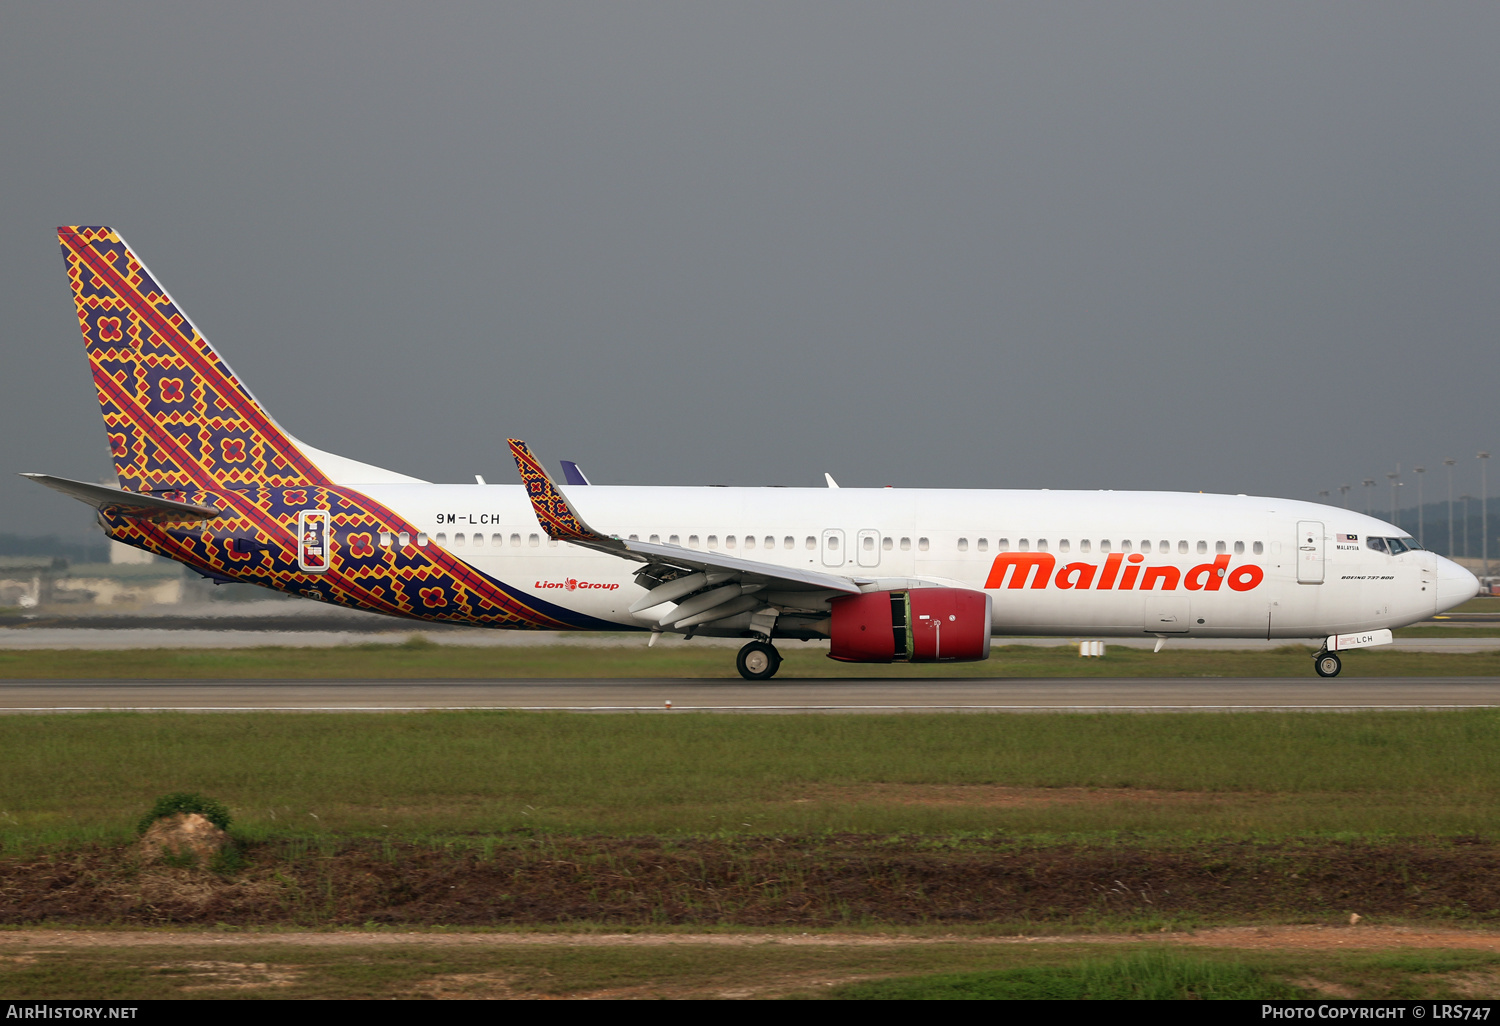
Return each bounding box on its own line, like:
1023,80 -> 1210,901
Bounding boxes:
58,226 -> 327,493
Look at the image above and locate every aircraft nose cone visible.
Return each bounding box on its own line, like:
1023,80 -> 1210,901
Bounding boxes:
1434,557 -> 1481,613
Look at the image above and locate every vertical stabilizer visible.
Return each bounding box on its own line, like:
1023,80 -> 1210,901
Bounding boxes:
57,226 -> 331,492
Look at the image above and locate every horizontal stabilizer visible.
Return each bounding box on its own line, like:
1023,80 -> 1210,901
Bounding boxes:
20,473 -> 223,522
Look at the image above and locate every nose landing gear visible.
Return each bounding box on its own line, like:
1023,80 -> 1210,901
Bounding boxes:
1314,651 -> 1342,678
736,640 -> 782,681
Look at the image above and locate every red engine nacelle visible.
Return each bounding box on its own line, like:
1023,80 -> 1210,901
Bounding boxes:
828,589 -> 992,663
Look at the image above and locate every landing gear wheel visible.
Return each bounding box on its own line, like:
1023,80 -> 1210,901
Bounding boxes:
1314,652 -> 1342,678
736,641 -> 781,681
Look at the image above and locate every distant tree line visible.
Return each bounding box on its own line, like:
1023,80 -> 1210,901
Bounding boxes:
0,533 -> 110,564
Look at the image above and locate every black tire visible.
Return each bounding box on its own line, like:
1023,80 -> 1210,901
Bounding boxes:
1314,652 -> 1342,678
736,641 -> 781,681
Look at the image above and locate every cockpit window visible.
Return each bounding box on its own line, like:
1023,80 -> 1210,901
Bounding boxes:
1367,537 -> 1389,554
1366,536 -> 1421,555
1386,537 -> 1409,555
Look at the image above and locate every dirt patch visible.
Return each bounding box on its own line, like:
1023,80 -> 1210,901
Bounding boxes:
1445,969 -> 1500,997
6,923 -> 1500,954
160,960 -> 302,991
4,836 -> 1500,929
1289,976 -> 1360,998
138,813 -> 228,866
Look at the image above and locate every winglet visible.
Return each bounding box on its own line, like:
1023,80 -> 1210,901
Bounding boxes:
508,440 -> 613,544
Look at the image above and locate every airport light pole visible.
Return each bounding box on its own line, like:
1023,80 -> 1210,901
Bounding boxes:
1462,495 -> 1473,560
1339,484 -> 1351,509
1319,490 -> 1330,504
1445,458 -> 1456,557
1363,479 -> 1376,516
1481,452 -> 1491,580
1415,466 -> 1425,547
1387,469 -> 1400,527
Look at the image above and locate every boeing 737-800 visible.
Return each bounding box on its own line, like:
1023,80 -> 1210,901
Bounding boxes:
25,227 -> 1480,679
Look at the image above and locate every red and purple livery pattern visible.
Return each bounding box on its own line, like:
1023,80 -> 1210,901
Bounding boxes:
58,226 -> 614,630
507,439 -> 607,543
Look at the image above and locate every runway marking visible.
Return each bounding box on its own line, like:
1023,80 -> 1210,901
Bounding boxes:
4,704 -> 1499,714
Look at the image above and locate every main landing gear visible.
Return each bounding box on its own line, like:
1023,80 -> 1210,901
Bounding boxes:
736,640 -> 782,681
1314,651 -> 1342,678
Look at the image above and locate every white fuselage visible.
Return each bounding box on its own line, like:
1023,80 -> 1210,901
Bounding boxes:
355,484 -> 1477,639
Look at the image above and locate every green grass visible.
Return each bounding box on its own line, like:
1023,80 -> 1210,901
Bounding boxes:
1,940 -> 1497,1000
6,710 -> 1500,845
831,949 -> 1301,999
2,640 -> 1500,678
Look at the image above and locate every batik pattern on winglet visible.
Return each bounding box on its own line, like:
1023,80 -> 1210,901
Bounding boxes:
508,439 -> 605,542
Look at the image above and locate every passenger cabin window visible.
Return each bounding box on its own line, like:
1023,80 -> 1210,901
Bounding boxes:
379,531 -> 392,547
689,535 -> 701,548
649,534 -> 660,543
725,535 -> 735,549
1253,541 -> 1264,555
528,533 -> 540,547
708,535 -> 719,549
1121,540 -> 1132,553
1178,540 -> 1188,554
1215,541 -> 1227,554
629,534 -> 639,542
805,537 -> 816,550
1037,539 -> 1048,552
1019,539 -> 1030,552
491,534 -> 502,547
743,536 -> 754,549
1080,539 -> 1091,553
435,533 -> 446,545
883,537 -> 894,551
957,538 -> 968,552
1140,540 -> 1151,554
416,533 -> 428,547
1196,540 -> 1208,555
918,537 -> 930,551
765,536 -> 775,549
997,538 -> 1010,551
398,532 -> 410,547
1234,541 -> 1244,554
900,537 -> 911,551
1159,540 -> 1169,553
977,538 -> 988,552
1100,540 -> 1111,553
864,535 -> 876,551
453,533 -> 465,547
1060,539 -> 1070,552
826,536 -> 839,550
670,534 -> 681,545
783,536 -> 793,549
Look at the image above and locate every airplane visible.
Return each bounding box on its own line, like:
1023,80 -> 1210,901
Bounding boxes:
25,226 -> 1480,681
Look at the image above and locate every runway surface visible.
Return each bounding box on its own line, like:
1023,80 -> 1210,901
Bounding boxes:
5,677 -> 1500,712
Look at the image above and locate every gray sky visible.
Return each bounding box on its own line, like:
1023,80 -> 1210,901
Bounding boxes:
3,2 -> 1498,540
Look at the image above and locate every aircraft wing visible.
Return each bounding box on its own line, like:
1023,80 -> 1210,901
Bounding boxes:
507,439 -> 861,597
20,473 -> 224,522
